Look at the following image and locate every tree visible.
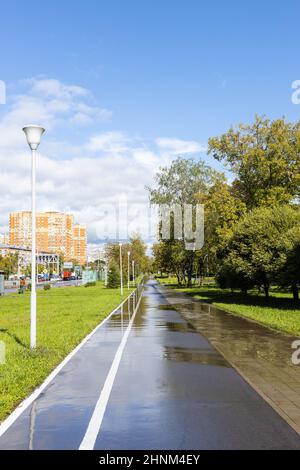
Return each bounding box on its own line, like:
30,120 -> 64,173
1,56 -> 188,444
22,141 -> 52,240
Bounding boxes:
197,174 -> 247,270
216,258 -> 255,293
217,205 -> 300,297
277,226 -> 300,301
0,253 -> 18,278
152,240 -> 187,285
208,116 -> 300,209
107,261 -> 120,288
147,157 -> 219,286
105,235 -> 149,282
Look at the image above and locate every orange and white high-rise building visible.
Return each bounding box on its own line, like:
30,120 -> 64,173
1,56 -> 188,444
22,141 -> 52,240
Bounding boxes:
9,211 -> 87,264
73,224 -> 87,265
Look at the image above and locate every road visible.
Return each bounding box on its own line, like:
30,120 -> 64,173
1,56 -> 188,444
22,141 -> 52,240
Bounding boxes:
4,279 -> 81,294
0,280 -> 300,449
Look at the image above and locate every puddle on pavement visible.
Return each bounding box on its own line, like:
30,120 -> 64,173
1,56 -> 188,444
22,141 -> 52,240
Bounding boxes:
156,304 -> 178,311
168,296 -> 300,367
151,280 -> 300,369
156,321 -> 195,333
162,346 -> 229,366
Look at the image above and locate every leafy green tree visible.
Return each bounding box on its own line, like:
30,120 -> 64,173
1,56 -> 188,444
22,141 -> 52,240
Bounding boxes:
0,253 -> 18,278
277,226 -> 300,301
208,116 -> 300,209
218,205 -> 300,297
198,174 -> 247,270
147,157 -> 219,286
152,240 -> 187,285
105,235 -> 149,282
216,258 -> 255,293
147,156 -> 216,205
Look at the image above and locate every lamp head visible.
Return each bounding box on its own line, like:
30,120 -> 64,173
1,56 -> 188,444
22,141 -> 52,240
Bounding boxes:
23,125 -> 45,150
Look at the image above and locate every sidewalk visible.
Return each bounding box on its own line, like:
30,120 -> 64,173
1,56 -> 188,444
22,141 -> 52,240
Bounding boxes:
157,284 -> 300,435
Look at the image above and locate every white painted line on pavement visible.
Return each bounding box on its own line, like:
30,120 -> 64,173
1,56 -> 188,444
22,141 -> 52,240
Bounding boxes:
0,291 -> 134,439
79,288 -> 144,450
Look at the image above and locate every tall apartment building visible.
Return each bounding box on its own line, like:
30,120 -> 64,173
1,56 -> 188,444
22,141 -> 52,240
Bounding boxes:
0,233 -> 9,245
9,211 -> 87,264
9,211 -> 32,249
73,224 -> 87,265
0,233 -> 9,256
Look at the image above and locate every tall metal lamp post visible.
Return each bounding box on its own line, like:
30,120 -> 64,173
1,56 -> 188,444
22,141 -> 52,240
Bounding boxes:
119,242 -> 123,296
132,259 -> 135,287
127,251 -> 131,290
23,125 -> 45,348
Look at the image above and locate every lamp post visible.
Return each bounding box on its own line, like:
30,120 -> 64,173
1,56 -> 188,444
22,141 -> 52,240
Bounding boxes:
98,249 -> 101,279
127,251 -> 130,290
23,125 -> 45,349
132,259 -> 135,287
119,242 -> 123,296
104,259 -> 108,286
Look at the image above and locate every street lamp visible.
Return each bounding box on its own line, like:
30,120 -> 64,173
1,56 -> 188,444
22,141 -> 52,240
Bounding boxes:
23,125 -> 45,349
104,257 -> 108,287
98,249 -> 101,279
127,251 -> 130,290
132,259 -> 135,287
119,242 -> 123,296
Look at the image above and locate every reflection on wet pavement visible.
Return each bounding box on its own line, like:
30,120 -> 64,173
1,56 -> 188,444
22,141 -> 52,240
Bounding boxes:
1,281 -> 300,450
159,285 -> 300,435
94,281 -> 300,450
162,346 -> 229,366
0,289 -> 141,450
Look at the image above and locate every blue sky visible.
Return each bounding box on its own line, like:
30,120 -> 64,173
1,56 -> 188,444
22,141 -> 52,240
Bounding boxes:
0,0 -> 300,248
2,1 -> 300,140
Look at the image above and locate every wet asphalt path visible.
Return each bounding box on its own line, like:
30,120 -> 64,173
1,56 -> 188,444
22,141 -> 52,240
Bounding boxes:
1,280 -> 300,449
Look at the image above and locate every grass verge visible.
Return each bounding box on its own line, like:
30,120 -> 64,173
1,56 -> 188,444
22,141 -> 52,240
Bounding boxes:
0,282 -> 131,422
156,276 -> 300,337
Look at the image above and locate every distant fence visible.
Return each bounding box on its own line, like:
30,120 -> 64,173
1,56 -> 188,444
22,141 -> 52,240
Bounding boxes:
4,280 -> 20,289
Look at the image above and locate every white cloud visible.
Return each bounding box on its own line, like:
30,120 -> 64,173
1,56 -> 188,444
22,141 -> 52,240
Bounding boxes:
29,78 -> 89,99
86,131 -> 129,153
156,137 -> 207,154
0,77 -> 206,245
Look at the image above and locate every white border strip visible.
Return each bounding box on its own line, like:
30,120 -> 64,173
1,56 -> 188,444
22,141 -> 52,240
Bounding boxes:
79,288 -> 144,450
0,290 -> 135,438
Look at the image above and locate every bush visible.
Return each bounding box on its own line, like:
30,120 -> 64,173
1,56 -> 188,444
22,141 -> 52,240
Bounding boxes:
216,261 -> 254,293
218,205 -> 300,297
43,283 -> 51,291
107,262 -> 120,288
84,281 -> 96,287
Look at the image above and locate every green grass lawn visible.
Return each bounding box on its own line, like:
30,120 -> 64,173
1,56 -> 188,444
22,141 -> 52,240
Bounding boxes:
156,276 -> 300,337
0,282 -> 131,422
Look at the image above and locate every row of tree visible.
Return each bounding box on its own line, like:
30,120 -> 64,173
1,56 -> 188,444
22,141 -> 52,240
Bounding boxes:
105,236 -> 149,288
149,115 -> 300,299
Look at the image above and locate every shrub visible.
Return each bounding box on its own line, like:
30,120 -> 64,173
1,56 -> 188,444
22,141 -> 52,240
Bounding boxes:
107,262 -> 120,288
84,281 -> 96,287
218,205 -> 300,297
